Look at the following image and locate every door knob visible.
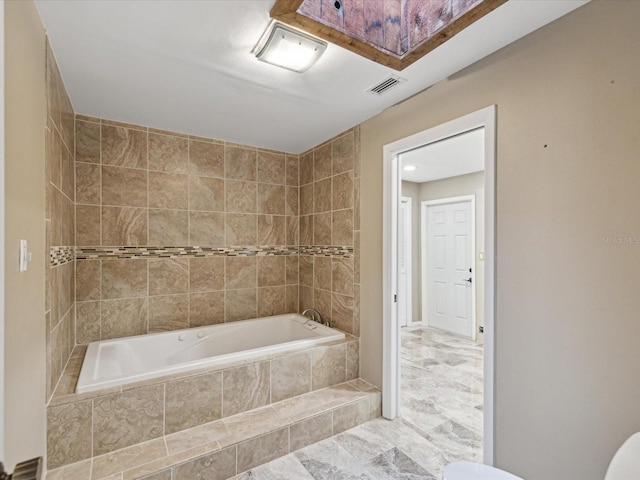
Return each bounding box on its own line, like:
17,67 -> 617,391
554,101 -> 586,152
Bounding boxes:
463,277 -> 472,284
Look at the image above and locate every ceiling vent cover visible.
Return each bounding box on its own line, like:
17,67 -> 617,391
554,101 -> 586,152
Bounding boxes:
367,75 -> 406,95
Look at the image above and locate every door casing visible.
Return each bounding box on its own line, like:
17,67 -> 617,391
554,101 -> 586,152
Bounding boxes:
382,105 -> 496,465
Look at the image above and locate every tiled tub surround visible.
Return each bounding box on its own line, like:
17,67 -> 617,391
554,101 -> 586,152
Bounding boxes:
46,379 -> 379,480
76,313 -> 345,393
46,40 -> 76,400
47,335 -> 360,470
75,114 -> 302,343
298,128 -> 361,337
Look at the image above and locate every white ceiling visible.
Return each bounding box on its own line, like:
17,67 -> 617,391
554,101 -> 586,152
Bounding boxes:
400,128 -> 484,183
35,0 -> 589,154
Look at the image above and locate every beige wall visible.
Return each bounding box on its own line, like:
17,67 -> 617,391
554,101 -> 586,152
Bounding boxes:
418,172 -> 485,340
360,1 -> 640,479
4,0 -> 47,469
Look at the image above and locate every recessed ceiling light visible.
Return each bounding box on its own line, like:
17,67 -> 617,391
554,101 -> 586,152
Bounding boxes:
403,165 -> 417,171
254,21 -> 327,73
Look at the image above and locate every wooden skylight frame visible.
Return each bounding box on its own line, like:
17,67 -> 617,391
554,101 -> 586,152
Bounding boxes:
271,0 -> 509,71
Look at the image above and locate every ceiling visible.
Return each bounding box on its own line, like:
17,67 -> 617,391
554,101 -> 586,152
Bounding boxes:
400,128 -> 484,183
35,0 -> 588,154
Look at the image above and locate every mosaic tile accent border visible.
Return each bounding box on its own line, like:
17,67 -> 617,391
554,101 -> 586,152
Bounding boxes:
299,245 -> 354,258
75,246 -> 300,260
50,246 -> 75,267
52,245 -> 354,264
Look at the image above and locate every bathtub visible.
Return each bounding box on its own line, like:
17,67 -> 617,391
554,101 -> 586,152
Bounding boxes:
76,313 -> 345,393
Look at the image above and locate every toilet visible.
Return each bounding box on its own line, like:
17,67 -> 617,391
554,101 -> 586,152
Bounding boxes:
443,432 -> 640,480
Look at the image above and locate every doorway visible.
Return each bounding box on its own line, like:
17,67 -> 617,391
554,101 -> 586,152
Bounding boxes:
382,106 -> 496,465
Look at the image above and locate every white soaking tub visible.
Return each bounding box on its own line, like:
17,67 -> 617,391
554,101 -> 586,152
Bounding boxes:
76,313 -> 344,393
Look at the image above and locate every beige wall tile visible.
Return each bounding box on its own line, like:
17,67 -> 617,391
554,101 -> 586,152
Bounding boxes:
285,256 -> 298,285
332,293 -> 354,334
76,162 -> 101,205
61,148 -> 75,201
165,372 -> 223,434
172,446 -> 236,480
149,258 -> 188,295
354,230 -> 360,284
102,125 -> 147,169
313,178 -> 332,213
102,207 -> 148,246
47,400 -> 92,469
190,212 -> 225,246
225,288 -> 257,323
257,215 -> 285,245
285,186 -> 299,216
353,284 -> 360,337
332,209 -> 353,246
76,301 -> 101,344
102,165 -> 147,207
102,259 -> 148,299
188,140 -> 224,178
189,291 -> 225,327
332,131 -> 354,175
313,212 -> 332,246
76,205 -> 101,246
286,216 -> 299,246
332,257 -> 354,295
354,179 -> 360,230
258,184 -> 285,215
271,352 -> 311,403
299,151 -> 313,186
75,120 -> 100,164
225,180 -> 257,213
225,146 -> 256,181
225,256 -> 256,290
93,385 -> 164,455
311,344 -> 346,390
300,183 -> 313,216
148,172 -> 188,209
148,133 -> 188,173
257,256 -> 285,287
149,209 -> 188,246
285,154 -> 299,187
222,361 -> 270,417
225,213 -> 256,245
91,437 -> 167,479
101,298 -> 148,340
290,411 -> 332,451
76,260 -> 100,301
332,171 -> 354,211
257,151 -> 285,184
313,289 -> 331,326
298,255 -> 313,287
313,143 -> 332,181
257,286 -> 286,317
189,175 -> 224,212
314,256 -> 332,290
237,427 -> 288,473
149,294 -> 189,332
299,285 -> 313,312
189,257 -> 224,292
286,285 -> 299,313
299,215 -> 312,246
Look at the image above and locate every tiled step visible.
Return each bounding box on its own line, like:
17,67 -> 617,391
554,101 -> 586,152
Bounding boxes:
46,379 -> 381,480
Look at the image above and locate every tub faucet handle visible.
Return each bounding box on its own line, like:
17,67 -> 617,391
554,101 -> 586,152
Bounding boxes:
302,308 -> 330,327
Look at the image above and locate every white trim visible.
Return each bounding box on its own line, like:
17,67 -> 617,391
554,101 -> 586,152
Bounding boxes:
400,196 -> 412,327
382,105 -> 497,466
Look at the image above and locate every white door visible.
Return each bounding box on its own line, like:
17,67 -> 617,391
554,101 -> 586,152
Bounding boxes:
425,197 -> 474,337
398,198 -> 412,327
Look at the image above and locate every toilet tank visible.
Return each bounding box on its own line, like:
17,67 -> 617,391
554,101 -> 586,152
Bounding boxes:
604,432 -> 640,480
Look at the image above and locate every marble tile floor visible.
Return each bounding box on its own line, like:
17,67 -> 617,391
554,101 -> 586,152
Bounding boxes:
235,327 -> 483,480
